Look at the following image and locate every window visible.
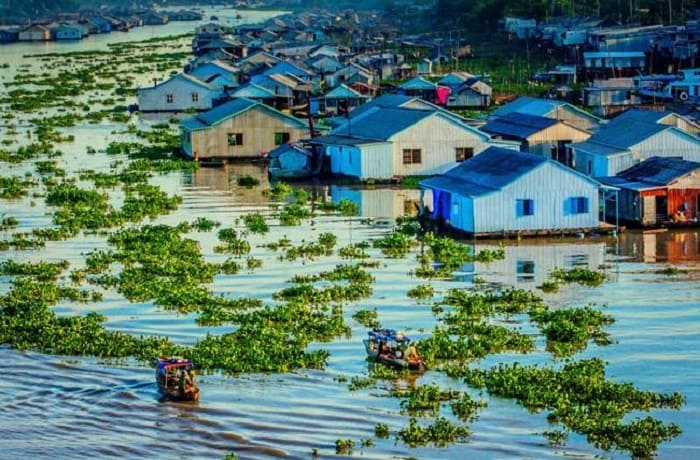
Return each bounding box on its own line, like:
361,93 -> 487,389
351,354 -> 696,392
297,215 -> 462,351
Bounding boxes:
402,148 -> 422,165
517,260 -> 535,282
567,196 -> 589,214
166,93 -> 174,103
516,199 -> 534,217
455,147 -> 474,162
227,133 -> 243,146
191,92 -> 199,102
274,132 -> 290,145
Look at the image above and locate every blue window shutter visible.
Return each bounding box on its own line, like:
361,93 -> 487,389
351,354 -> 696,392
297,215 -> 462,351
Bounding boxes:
516,199 -> 523,217
528,199 -> 534,215
581,197 -> 589,213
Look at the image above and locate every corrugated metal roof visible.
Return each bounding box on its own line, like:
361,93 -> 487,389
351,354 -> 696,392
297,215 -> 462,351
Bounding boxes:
596,176 -> 660,191
489,96 -> 559,118
197,98 -> 258,126
586,118 -> 667,148
307,134 -> 388,146
181,97 -> 306,129
180,117 -> 206,130
480,112 -> 558,138
611,108 -> 672,124
330,107 -> 433,141
490,96 -> 601,122
348,94 -> 417,119
398,76 -> 437,90
324,84 -> 364,99
420,147 -> 548,196
229,83 -> 275,98
615,156 -> 700,185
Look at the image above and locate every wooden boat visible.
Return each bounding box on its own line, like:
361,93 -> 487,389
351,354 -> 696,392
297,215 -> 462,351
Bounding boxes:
155,357 -> 200,402
363,329 -> 426,370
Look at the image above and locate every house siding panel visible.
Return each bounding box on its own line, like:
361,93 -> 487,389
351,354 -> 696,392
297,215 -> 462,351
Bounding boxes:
472,163 -> 599,233
359,144 -> 394,180
390,115 -> 488,177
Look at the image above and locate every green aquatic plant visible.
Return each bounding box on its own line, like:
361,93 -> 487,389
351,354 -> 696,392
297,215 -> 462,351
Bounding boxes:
242,212 -> 269,234
550,266 -> 606,287
352,309 -> 380,328
398,416 -> 470,448
407,283 -> 435,300
0,259 -> 70,281
461,358 -> 684,458
373,231 -> 415,258
0,214 -> 19,231
529,305 -> 614,357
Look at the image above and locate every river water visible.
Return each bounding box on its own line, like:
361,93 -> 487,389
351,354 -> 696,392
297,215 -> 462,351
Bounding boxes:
1,8 -> 699,460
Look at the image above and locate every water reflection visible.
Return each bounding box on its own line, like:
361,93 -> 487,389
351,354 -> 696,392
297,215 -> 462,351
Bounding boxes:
618,229 -> 700,264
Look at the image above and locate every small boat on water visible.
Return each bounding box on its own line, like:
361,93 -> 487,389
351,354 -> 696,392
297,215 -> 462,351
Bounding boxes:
363,328 -> 426,370
267,142 -> 322,180
155,357 -> 200,402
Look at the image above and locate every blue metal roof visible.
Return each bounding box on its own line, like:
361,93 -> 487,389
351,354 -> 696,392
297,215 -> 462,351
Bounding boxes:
611,108 -> 673,125
398,76 -> 437,90
348,94 -> 417,119
323,84 -> 364,99
330,107 -> 433,141
612,156 -> 700,185
197,98 -> 259,126
490,96 -> 601,122
586,118 -> 667,149
180,97 -> 306,131
420,147 -> 549,197
229,83 -> 275,98
481,112 -> 558,139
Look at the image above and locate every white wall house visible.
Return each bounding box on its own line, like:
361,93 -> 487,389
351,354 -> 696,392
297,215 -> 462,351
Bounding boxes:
137,73 -> 225,112
420,147 -> 601,235
310,104 -> 492,180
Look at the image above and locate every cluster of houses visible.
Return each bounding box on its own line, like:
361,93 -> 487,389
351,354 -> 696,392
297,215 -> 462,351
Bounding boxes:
504,14 -> 700,117
0,8 -> 200,43
132,10 -> 700,236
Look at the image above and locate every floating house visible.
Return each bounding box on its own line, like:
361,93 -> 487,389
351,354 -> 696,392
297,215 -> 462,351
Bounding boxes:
137,73 -> 225,112
598,156 -> 700,226
419,147 -> 602,237
0,28 -> 19,43
51,25 -> 82,41
480,112 -> 591,165
397,76 -> 437,103
179,98 -> 309,159
489,96 -> 601,131
309,104 -> 491,180
568,112 -> 700,177
311,84 -> 370,116
18,25 -> 50,41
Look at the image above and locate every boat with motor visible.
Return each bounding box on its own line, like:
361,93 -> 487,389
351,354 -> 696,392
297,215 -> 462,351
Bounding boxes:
155,357 -> 200,402
363,328 -> 426,370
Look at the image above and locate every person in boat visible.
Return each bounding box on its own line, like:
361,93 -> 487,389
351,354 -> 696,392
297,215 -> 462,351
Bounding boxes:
406,341 -> 422,363
178,368 -> 194,394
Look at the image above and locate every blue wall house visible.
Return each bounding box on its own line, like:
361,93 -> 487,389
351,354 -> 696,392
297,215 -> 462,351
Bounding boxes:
568,112 -> 700,177
89,17 -> 112,33
0,28 -> 19,43
51,25 -> 83,41
137,73 -> 225,112
419,147 -> 602,236
397,76 -> 437,103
